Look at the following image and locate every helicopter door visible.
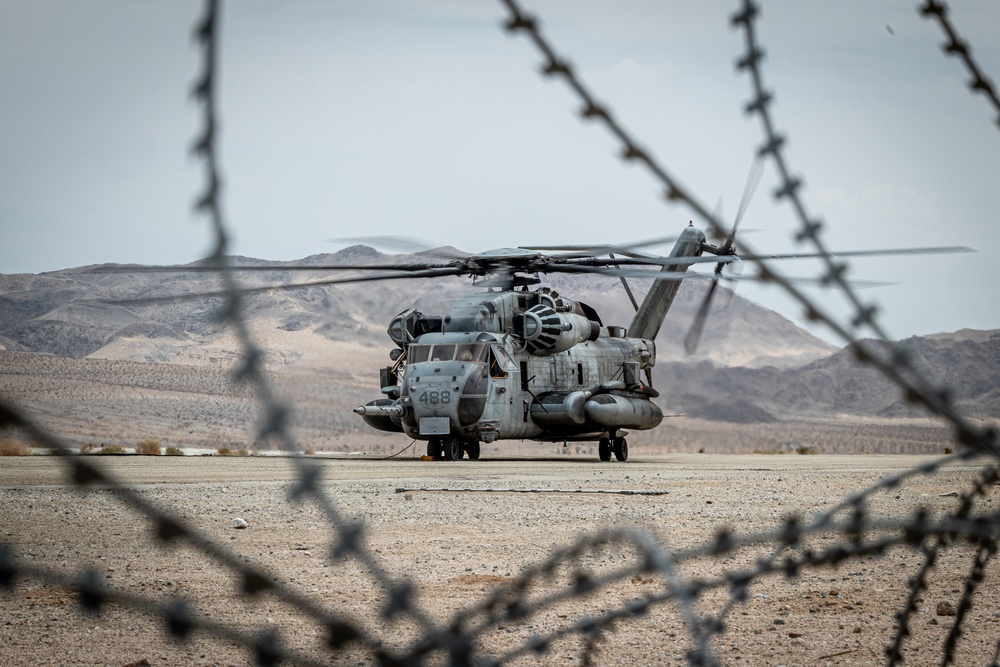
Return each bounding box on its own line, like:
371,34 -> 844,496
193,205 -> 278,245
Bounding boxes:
484,345 -> 526,437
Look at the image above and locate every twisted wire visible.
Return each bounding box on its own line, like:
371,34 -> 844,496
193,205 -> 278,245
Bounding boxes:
1,1 -> 998,666
919,0 -> 1000,130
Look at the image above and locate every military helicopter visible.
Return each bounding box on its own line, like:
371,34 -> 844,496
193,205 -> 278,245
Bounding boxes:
337,221 -> 970,462
353,223 -> 709,462
96,220 -> 971,462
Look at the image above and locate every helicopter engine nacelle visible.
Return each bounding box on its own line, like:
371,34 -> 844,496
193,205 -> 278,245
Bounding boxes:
387,309 -> 443,349
516,305 -> 600,356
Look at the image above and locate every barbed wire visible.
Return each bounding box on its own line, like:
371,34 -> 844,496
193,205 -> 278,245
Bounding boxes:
919,0 -> 1000,130
497,0 -> 998,462
1,1 -> 999,666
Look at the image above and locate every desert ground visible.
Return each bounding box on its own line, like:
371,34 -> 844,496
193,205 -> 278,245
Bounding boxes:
2,453 -> 998,667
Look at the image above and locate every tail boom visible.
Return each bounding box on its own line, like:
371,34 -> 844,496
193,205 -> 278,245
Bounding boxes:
627,224 -> 706,341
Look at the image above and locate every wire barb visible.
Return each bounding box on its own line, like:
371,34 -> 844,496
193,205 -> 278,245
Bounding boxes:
1,1 -> 998,665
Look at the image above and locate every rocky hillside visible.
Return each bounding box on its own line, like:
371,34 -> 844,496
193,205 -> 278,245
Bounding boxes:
656,329 -> 1000,422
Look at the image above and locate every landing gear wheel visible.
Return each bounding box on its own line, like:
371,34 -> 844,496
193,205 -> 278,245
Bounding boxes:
612,437 -> 628,462
598,437 -> 612,462
464,441 -> 481,460
442,436 -> 464,461
427,438 -> 443,460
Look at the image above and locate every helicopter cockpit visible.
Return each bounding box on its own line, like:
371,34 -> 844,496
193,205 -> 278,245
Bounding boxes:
406,342 -> 489,364
391,332 -> 506,450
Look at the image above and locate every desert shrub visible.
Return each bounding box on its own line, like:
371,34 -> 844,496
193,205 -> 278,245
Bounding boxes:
0,438 -> 31,456
303,448 -> 316,456
795,446 -> 817,455
217,447 -> 231,456
79,443 -> 95,454
165,446 -> 184,456
234,448 -> 249,457
96,445 -> 126,455
135,439 -> 162,456
944,447 -> 953,455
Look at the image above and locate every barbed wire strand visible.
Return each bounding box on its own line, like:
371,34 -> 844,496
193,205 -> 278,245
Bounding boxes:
919,0 -> 1000,130
497,0 -> 998,464
1,1 -> 999,666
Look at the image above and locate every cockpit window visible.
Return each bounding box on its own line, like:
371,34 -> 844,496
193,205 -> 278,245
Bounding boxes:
456,343 -> 488,363
409,342 -> 488,363
430,344 -> 456,361
407,344 -> 430,363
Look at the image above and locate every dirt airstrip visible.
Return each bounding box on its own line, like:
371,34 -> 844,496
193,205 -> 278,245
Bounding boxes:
1,453 -> 999,667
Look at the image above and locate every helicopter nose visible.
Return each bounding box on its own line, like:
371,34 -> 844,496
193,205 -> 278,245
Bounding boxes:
403,362 -> 488,434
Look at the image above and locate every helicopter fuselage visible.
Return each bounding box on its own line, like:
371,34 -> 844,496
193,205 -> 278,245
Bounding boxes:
354,224 -> 708,461
393,329 -> 660,442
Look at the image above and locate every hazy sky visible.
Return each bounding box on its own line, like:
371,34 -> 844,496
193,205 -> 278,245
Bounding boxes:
1,1 -> 998,344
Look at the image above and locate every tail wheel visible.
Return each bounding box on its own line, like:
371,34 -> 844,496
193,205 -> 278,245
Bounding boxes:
442,436 -> 464,461
612,437 -> 628,462
598,437 -> 612,462
464,441 -> 481,460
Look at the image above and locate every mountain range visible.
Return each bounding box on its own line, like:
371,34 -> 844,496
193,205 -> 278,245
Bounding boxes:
0,245 -> 833,366
0,248 -> 997,430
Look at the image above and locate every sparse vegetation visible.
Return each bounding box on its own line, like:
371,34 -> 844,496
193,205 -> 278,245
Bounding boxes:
217,447 -> 249,456
165,446 -> 184,456
135,439 -> 162,456
96,445 -> 126,455
79,443 -> 95,454
945,447 -> 953,455
795,446 -> 817,455
303,447 -> 316,456
751,449 -> 786,455
0,438 -> 32,456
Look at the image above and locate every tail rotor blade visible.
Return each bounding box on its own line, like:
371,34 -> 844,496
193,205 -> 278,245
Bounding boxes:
726,156 -> 764,249
684,279 -> 719,355
716,260 -> 745,310
708,155 -> 763,294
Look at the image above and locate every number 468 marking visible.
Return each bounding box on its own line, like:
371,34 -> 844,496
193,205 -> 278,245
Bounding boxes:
418,390 -> 451,405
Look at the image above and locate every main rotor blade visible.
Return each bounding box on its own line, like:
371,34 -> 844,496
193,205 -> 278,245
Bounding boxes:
520,233 -> 681,256
97,266 -> 468,307
733,245 -> 976,262
555,244 -> 974,272
72,260 -> 458,274
548,264 -> 895,288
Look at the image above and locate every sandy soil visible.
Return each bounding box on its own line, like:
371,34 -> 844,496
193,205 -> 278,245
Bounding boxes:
1,453 -> 998,667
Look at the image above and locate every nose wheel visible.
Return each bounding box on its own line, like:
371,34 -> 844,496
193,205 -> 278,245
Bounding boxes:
426,438 -> 443,459
442,436 -> 464,461
428,436 -> 477,461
